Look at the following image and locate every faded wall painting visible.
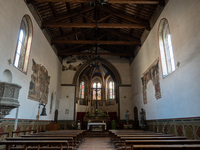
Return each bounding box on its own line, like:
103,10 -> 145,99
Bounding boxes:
62,55 -> 91,71
28,59 -> 51,103
141,59 -> 161,104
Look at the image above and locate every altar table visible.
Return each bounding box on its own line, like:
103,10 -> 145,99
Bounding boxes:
87,123 -> 106,130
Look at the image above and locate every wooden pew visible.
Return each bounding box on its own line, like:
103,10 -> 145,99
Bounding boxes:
111,132 -> 173,144
6,137 -> 73,149
117,136 -> 188,148
128,144 -> 200,150
0,140 -> 69,150
21,135 -> 77,146
124,139 -> 200,150
12,130 -> 37,137
109,130 -> 164,140
0,132 -> 10,137
38,130 -> 86,143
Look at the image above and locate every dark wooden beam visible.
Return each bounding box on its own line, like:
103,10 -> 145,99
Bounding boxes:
97,32 -> 110,40
49,2 -> 65,35
59,45 -> 85,52
52,40 -> 140,45
80,14 -> 95,23
33,0 -> 160,4
43,23 -> 148,28
99,6 -> 149,26
42,7 -> 94,24
97,14 -> 113,23
51,29 -> 90,41
108,29 -> 140,43
58,52 -> 134,56
109,45 -> 133,53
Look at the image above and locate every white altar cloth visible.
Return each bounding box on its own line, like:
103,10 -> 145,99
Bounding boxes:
87,122 -> 106,130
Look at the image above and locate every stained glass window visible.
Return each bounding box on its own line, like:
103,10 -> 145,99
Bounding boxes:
93,82 -> 101,100
80,81 -> 84,99
109,82 -> 115,99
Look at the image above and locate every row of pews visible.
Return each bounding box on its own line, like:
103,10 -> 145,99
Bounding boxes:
109,129 -> 200,150
0,130 -> 86,150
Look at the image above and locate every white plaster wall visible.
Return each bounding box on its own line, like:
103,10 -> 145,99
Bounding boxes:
119,87 -> 133,120
131,0 -> 200,120
102,56 -> 131,84
58,86 -> 75,120
0,1 -> 61,120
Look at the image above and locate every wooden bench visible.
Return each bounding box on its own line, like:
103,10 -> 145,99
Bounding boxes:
116,136 -> 188,148
21,135 -> 78,146
0,132 -> 10,137
124,140 -> 200,150
6,137 -> 74,149
128,144 -> 200,150
12,130 -> 37,137
0,140 -> 69,150
38,130 -> 86,143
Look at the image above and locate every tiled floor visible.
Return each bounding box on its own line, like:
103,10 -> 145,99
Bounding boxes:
78,137 -> 116,150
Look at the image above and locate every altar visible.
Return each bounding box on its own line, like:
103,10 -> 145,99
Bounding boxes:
87,122 -> 107,131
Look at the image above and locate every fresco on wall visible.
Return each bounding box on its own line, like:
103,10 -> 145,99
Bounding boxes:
141,59 -> 161,104
28,59 -> 51,103
62,55 -> 89,71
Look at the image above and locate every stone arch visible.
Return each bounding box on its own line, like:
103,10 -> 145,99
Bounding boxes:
73,58 -> 121,85
73,58 -> 121,103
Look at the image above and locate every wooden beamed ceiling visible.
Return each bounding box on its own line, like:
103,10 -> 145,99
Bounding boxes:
30,0 -> 161,4
26,0 -> 164,58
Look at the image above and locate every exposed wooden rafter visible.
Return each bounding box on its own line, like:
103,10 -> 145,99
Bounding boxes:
58,52 -> 134,56
52,40 -> 140,45
32,0 -> 160,4
52,29 -> 90,41
43,23 -> 148,28
26,0 -> 162,58
99,6 -> 149,25
42,7 -> 94,24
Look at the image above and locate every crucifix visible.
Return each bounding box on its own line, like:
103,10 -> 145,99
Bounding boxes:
91,87 -> 102,109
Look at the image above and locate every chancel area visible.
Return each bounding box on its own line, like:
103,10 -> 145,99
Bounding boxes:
0,0 -> 200,149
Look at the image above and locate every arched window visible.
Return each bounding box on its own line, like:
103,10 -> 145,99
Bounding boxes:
93,82 -> 101,100
158,18 -> 175,77
109,81 -> 115,99
14,15 -> 33,73
79,81 -> 85,99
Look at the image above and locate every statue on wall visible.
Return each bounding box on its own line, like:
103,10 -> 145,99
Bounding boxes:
141,59 -> 161,104
28,59 -> 51,103
125,110 -> 130,124
140,108 -> 146,126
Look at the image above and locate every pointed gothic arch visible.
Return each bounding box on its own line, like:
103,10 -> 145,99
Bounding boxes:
73,58 -> 121,105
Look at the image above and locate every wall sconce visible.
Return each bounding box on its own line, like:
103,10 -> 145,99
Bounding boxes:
39,102 -> 47,116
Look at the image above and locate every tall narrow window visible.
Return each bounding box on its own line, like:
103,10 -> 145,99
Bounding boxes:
92,82 -> 101,100
93,83 -> 96,100
80,81 -> 84,99
158,19 -> 175,77
14,15 -> 33,73
109,82 -> 115,99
